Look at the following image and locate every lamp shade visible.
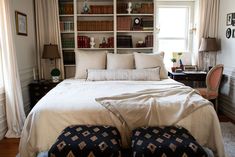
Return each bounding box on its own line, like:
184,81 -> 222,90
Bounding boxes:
199,38 -> 219,52
42,44 -> 60,59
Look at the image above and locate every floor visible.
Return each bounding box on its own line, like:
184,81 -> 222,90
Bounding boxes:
0,113 -> 234,157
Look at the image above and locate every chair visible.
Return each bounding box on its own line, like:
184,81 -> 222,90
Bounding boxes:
197,64 -> 224,112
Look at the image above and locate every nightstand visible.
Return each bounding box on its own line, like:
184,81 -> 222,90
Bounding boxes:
168,71 -> 207,88
29,80 -> 60,109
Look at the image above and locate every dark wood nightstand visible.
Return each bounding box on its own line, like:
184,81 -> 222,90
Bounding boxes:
168,71 -> 207,88
29,80 -> 60,109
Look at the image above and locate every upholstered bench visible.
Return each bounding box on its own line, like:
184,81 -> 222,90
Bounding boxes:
48,125 -> 121,157
131,126 -> 208,157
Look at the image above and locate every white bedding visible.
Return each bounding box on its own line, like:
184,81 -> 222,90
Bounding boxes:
19,79 -> 226,157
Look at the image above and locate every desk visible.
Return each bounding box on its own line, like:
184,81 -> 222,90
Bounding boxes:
168,71 -> 207,88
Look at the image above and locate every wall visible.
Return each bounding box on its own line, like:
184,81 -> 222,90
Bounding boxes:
0,0 -> 37,140
217,0 -> 235,120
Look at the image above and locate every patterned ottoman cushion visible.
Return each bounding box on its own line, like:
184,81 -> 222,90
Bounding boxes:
48,125 -> 121,157
131,126 -> 207,157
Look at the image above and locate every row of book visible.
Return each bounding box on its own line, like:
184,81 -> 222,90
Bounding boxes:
77,21 -> 113,31
117,17 -> 153,31
145,35 -> 153,47
89,5 -> 113,14
62,38 -> 75,48
77,36 -> 90,48
59,3 -> 73,14
60,21 -> 74,32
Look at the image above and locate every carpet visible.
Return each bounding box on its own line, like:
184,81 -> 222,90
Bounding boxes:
220,122 -> 235,157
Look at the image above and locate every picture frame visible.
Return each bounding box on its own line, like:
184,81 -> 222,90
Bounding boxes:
15,11 -> 27,36
232,29 -> 235,38
227,13 -> 232,26
232,13 -> 235,26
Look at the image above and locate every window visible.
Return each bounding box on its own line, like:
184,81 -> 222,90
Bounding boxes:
156,2 -> 194,68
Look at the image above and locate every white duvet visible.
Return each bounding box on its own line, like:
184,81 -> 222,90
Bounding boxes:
19,79 -> 226,157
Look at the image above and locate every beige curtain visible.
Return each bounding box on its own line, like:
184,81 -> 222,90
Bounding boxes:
196,0 -> 220,70
35,0 -> 64,79
0,0 -> 26,137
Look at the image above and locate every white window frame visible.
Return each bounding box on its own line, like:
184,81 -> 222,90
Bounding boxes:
155,1 -> 195,54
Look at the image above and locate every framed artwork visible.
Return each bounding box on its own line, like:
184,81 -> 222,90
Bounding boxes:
226,28 -> 231,38
15,11 -> 27,36
227,13 -> 232,26
232,29 -> 235,38
232,13 -> 235,26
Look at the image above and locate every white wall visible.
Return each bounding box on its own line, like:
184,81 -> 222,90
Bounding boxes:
217,0 -> 235,120
12,0 -> 37,115
0,0 -> 37,140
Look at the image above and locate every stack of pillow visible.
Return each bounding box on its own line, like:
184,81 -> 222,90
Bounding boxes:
75,50 -> 168,81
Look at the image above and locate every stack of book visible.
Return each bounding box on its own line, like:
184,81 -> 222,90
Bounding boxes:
145,35 -> 153,47
90,5 -> 113,14
77,36 -> 90,48
59,3 -> 73,14
60,21 -> 74,32
117,3 -> 128,14
117,17 -> 131,30
62,37 -> 75,48
77,21 -> 113,31
140,3 -> 154,14
117,35 -> 133,48
142,17 -> 153,30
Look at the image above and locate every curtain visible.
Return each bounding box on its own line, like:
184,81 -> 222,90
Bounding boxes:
0,0 -> 26,137
196,0 -> 220,70
35,0 -> 64,79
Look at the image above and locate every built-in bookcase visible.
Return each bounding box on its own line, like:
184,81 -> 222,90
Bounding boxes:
58,0 -> 155,78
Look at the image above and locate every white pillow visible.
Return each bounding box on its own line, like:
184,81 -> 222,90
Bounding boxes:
75,50 -> 107,79
107,53 -> 134,69
87,68 -> 161,81
134,52 -> 168,79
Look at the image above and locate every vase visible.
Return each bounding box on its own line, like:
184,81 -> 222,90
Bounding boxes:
52,76 -> 60,83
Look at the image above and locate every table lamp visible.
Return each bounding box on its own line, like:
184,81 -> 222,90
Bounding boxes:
42,44 -> 61,82
199,37 -> 219,71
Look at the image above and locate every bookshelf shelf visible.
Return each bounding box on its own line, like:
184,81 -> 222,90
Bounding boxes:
77,14 -> 114,17
117,30 -> 154,33
117,47 -> 153,50
117,14 -> 154,16
78,48 -> 114,50
77,31 -> 114,34
59,0 -> 155,78
64,64 -> 76,67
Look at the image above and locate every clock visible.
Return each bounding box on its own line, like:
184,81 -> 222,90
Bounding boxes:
226,28 -> 231,39
133,18 -> 142,30
134,18 -> 141,26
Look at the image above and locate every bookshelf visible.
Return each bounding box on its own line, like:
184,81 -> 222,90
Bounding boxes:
58,0 -> 155,78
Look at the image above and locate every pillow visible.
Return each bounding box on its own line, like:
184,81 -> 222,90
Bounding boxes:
75,50 -> 107,79
134,52 -> 168,79
107,53 -> 135,69
87,68 -> 161,81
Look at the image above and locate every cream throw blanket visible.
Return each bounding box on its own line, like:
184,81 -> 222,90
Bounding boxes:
96,86 -> 211,136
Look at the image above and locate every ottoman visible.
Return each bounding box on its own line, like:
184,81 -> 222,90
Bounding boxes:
48,125 -> 121,157
131,126 -> 208,157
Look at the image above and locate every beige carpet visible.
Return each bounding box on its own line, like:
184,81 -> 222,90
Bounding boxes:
220,122 -> 235,157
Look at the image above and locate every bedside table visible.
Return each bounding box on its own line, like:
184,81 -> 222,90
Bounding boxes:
168,71 -> 207,88
29,80 -> 60,109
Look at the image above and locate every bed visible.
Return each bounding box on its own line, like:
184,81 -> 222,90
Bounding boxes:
19,78 -> 225,157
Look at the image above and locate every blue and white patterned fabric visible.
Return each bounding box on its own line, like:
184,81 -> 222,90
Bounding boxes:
48,125 -> 121,157
131,126 -> 208,157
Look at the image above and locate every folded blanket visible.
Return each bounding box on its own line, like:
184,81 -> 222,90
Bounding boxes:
96,86 -> 212,134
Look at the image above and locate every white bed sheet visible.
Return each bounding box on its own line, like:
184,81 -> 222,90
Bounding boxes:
19,79 -> 226,157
